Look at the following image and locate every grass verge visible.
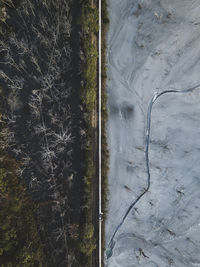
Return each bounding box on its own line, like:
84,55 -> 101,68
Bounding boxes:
78,1 -> 109,265
76,0 -> 99,266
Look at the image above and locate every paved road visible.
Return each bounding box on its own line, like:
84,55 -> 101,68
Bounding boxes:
99,0 -> 102,266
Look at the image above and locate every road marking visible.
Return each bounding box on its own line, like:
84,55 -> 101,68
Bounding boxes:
99,0 -> 102,266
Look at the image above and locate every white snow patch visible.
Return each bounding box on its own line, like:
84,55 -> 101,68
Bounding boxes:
106,0 -> 200,266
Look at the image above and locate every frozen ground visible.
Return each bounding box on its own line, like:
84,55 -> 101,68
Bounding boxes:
105,0 -> 200,266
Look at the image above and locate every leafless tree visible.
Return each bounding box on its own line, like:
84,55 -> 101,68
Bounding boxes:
52,127 -> 73,146
0,0 -> 82,263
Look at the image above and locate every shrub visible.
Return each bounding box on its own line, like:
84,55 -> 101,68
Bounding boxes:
78,4 -> 99,34
79,224 -> 96,256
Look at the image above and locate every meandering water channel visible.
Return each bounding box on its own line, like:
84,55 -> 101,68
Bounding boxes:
106,83 -> 200,260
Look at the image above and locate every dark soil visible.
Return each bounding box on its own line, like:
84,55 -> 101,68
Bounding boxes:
0,0 -> 89,266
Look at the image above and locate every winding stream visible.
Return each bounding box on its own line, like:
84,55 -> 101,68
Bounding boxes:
106,83 -> 200,259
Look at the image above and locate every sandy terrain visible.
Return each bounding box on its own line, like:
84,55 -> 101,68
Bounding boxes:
105,1 -> 200,266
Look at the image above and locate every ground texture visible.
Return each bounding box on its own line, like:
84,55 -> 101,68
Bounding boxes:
106,1 -> 200,266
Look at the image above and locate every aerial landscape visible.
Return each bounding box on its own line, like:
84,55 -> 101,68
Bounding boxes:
1,0 -> 200,267
0,0 -> 99,266
105,0 -> 200,266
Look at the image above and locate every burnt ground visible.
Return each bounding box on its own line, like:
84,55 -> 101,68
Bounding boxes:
67,0 -> 85,226
0,0 -> 98,266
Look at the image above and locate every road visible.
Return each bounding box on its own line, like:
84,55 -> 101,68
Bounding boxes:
99,0 -> 102,266
98,0 -> 102,267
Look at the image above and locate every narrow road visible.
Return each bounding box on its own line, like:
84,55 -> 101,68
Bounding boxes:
99,0 -> 102,265
106,83 -> 200,259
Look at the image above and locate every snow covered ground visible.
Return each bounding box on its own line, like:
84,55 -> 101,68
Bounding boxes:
105,1 -> 200,266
